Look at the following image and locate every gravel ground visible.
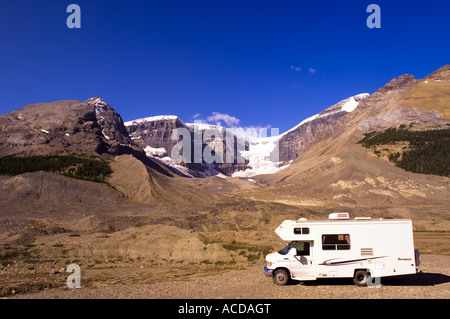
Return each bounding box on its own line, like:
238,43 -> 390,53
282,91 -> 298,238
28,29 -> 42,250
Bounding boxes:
10,254 -> 449,299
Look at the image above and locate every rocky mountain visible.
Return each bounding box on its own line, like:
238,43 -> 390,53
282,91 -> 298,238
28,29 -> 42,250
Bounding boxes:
0,98 -> 186,205
123,64 -> 450,181
1,65 -> 448,184
0,98 -> 136,158
276,93 -> 369,162
86,97 -> 133,147
355,72 -> 450,133
125,115 -> 186,156
125,116 -> 250,177
123,93 -> 371,178
251,65 -> 450,212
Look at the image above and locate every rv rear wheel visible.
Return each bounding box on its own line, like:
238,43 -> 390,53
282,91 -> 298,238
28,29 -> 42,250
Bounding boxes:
273,269 -> 289,286
353,270 -> 370,286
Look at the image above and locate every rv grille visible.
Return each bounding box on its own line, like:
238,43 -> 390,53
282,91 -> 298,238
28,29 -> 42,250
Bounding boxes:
361,248 -> 373,256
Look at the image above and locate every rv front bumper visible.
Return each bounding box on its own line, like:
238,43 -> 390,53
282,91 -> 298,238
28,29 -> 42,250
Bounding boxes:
264,266 -> 273,277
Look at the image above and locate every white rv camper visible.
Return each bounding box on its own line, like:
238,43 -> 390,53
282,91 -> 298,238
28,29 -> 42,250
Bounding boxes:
264,213 -> 420,286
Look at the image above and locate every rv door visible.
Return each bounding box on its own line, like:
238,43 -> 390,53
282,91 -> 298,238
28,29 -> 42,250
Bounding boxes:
289,241 -> 315,279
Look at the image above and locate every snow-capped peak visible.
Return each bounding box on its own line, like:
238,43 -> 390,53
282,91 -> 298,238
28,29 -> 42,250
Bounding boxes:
124,115 -> 179,126
279,93 -> 369,138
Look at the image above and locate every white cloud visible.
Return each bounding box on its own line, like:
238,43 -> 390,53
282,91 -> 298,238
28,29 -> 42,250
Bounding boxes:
206,112 -> 241,127
201,112 -> 276,139
308,68 -> 317,74
192,113 -> 201,119
290,65 -> 302,72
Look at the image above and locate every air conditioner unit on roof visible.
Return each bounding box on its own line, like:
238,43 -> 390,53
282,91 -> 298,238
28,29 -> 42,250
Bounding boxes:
329,212 -> 350,220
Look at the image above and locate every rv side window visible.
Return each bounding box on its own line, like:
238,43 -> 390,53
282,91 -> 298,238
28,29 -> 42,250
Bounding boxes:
322,234 -> 350,250
293,227 -> 310,235
295,242 -> 310,256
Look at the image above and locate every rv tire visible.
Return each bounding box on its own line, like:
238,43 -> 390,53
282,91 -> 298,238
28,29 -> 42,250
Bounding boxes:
273,269 -> 289,286
353,270 -> 370,286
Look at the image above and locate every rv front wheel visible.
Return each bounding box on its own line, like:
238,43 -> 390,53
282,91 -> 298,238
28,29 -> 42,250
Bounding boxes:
353,270 -> 370,286
273,269 -> 289,286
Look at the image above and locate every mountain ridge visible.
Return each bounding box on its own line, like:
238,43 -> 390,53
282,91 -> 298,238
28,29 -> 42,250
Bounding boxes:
0,65 -> 448,197
123,92 -> 371,177
1,65 -> 448,181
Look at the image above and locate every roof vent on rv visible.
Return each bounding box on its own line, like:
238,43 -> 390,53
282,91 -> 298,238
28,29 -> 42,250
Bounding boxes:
328,213 -> 350,220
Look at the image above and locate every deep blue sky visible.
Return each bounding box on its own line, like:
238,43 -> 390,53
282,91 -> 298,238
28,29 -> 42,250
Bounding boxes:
1,0 -> 449,133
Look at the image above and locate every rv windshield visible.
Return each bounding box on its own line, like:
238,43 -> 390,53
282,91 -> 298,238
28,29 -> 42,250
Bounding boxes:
278,241 -> 298,255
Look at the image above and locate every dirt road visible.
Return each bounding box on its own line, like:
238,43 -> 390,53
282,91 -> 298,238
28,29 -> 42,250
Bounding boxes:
11,254 -> 450,299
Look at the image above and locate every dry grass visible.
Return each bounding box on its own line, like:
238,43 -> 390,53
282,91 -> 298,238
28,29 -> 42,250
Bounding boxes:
398,81 -> 450,120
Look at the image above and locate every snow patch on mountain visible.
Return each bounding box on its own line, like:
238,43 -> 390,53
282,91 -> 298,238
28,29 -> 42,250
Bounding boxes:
341,93 -> 369,112
156,156 -> 194,177
144,145 -> 167,157
102,129 -> 110,140
124,115 -> 179,127
232,135 -> 286,178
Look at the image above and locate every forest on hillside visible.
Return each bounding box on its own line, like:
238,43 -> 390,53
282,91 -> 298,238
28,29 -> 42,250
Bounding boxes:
358,127 -> 450,177
0,155 -> 112,183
